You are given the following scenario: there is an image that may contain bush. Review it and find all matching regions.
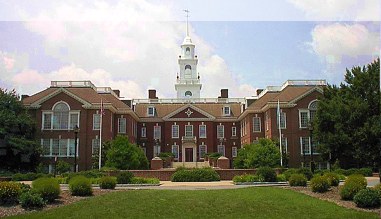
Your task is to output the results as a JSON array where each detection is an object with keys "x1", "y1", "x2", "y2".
[
  {"x1": 256, "y1": 167, "x2": 277, "y2": 182},
  {"x1": 297, "y1": 168, "x2": 313, "y2": 180},
  {"x1": 19, "y1": 183, "x2": 31, "y2": 194},
  {"x1": 171, "y1": 168, "x2": 220, "y2": 182},
  {"x1": 374, "y1": 183, "x2": 381, "y2": 193},
  {"x1": 0, "y1": 181, "x2": 21, "y2": 205},
  {"x1": 276, "y1": 174, "x2": 286, "y2": 182},
  {"x1": 32, "y1": 177, "x2": 60, "y2": 203},
  {"x1": 233, "y1": 174, "x2": 263, "y2": 183},
  {"x1": 55, "y1": 176, "x2": 68, "y2": 184},
  {"x1": 334, "y1": 168, "x2": 373, "y2": 177},
  {"x1": 69, "y1": 176, "x2": 93, "y2": 196},
  {"x1": 64, "y1": 170, "x2": 105, "y2": 181},
  {"x1": 56, "y1": 161, "x2": 72, "y2": 175},
  {"x1": 353, "y1": 188, "x2": 381, "y2": 208},
  {"x1": 117, "y1": 171, "x2": 134, "y2": 184},
  {"x1": 12, "y1": 173, "x2": 53, "y2": 181},
  {"x1": 19, "y1": 191, "x2": 46, "y2": 209},
  {"x1": 310, "y1": 176, "x2": 330, "y2": 193},
  {"x1": 339, "y1": 174, "x2": 367, "y2": 200},
  {"x1": 323, "y1": 172, "x2": 340, "y2": 187},
  {"x1": 234, "y1": 139, "x2": 280, "y2": 168},
  {"x1": 130, "y1": 177, "x2": 160, "y2": 184},
  {"x1": 283, "y1": 168, "x2": 298, "y2": 181},
  {"x1": 99, "y1": 176, "x2": 117, "y2": 189},
  {"x1": 288, "y1": 174, "x2": 307, "y2": 187},
  {"x1": 357, "y1": 168, "x2": 373, "y2": 177}
]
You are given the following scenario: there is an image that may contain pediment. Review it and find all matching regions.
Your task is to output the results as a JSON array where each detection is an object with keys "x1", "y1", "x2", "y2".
[
  {"x1": 30, "y1": 88, "x2": 91, "y2": 108},
  {"x1": 163, "y1": 104, "x2": 215, "y2": 121}
]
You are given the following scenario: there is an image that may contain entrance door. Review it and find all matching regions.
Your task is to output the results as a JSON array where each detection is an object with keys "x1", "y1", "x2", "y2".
[{"x1": 185, "y1": 148, "x2": 193, "y2": 162}]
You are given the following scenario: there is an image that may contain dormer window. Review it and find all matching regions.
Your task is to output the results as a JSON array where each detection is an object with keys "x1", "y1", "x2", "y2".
[
  {"x1": 223, "y1": 106, "x2": 231, "y2": 116},
  {"x1": 147, "y1": 106, "x2": 155, "y2": 117}
]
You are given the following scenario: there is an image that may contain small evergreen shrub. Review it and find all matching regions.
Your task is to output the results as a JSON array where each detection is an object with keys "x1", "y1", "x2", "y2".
[
  {"x1": 256, "y1": 167, "x2": 277, "y2": 182},
  {"x1": 283, "y1": 168, "x2": 298, "y2": 181},
  {"x1": 339, "y1": 174, "x2": 367, "y2": 200},
  {"x1": 297, "y1": 168, "x2": 313, "y2": 180},
  {"x1": 353, "y1": 188, "x2": 381, "y2": 208},
  {"x1": 117, "y1": 171, "x2": 134, "y2": 184},
  {"x1": 32, "y1": 177, "x2": 60, "y2": 203},
  {"x1": 131, "y1": 177, "x2": 160, "y2": 184},
  {"x1": 12, "y1": 173, "x2": 53, "y2": 181},
  {"x1": 69, "y1": 176, "x2": 93, "y2": 196},
  {"x1": 310, "y1": 176, "x2": 330, "y2": 193},
  {"x1": 19, "y1": 183, "x2": 31, "y2": 194},
  {"x1": 19, "y1": 191, "x2": 46, "y2": 209},
  {"x1": 288, "y1": 174, "x2": 307, "y2": 187},
  {"x1": 233, "y1": 174, "x2": 263, "y2": 183},
  {"x1": 276, "y1": 174, "x2": 286, "y2": 182},
  {"x1": 64, "y1": 170, "x2": 105, "y2": 181},
  {"x1": 99, "y1": 176, "x2": 117, "y2": 189},
  {"x1": 171, "y1": 168, "x2": 220, "y2": 182},
  {"x1": 357, "y1": 168, "x2": 373, "y2": 177},
  {"x1": 0, "y1": 181, "x2": 21, "y2": 205},
  {"x1": 374, "y1": 183, "x2": 381, "y2": 193},
  {"x1": 55, "y1": 176, "x2": 69, "y2": 184},
  {"x1": 323, "y1": 172, "x2": 340, "y2": 187}
]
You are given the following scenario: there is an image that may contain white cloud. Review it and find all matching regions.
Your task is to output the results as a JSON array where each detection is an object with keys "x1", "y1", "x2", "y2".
[
  {"x1": 309, "y1": 23, "x2": 380, "y2": 64},
  {"x1": 4, "y1": 0, "x2": 256, "y2": 98},
  {"x1": 288, "y1": 0, "x2": 380, "y2": 21}
]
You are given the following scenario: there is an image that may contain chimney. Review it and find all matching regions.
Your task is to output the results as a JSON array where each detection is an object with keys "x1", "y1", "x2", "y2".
[
  {"x1": 220, "y1": 89, "x2": 228, "y2": 98},
  {"x1": 256, "y1": 89, "x2": 264, "y2": 96},
  {"x1": 112, "y1": 90, "x2": 120, "y2": 97},
  {"x1": 148, "y1": 89, "x2": 158, "y2": 99}
]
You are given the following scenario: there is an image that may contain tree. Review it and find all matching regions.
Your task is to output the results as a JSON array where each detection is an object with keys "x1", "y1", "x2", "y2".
[
  {"x1": 0, "y1": 88, "x2": 38, "y2": 170},
  {"x1": 106, "y1": 135, "x2": 149, "y2": 170},
  {"x1": 315, "y1": 58, "x2": 380, "y2": 169},
  {"x1": 92, "y1": 140, "x2": 112, "y2": 169},
  {"x1": 233, "y1": 138, "x2": 281, "y2": 168}
]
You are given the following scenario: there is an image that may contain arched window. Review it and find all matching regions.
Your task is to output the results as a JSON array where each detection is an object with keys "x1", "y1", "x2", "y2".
[
  {"x1": 185, "y1": 91, "x2": 192, "y2": 97},
  {"x1": 186, "y1": 47, "x2": 190, "y2": 54},
  {"x1": 53, "y1": 102, "x2": 70, "y2": 129},
  {"x1": 185, "y1": 65, "x2": 191, "y2": 70},
  {"x1": 308, "y1": 100, "x2": 318, "y2": 122}
]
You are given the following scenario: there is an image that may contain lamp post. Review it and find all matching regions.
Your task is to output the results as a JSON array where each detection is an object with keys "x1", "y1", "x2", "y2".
[
  {"x1": 73, "y1": 125, "x2": 79, "y2": 173},
  {"x1": 308, "y1": 122, "x2": 315, "y2": 173}
]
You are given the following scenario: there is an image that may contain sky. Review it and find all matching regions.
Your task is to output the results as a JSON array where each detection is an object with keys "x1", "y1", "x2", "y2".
[{"x1": 0, "y1": 0, "x2": 380, "y2": 99}]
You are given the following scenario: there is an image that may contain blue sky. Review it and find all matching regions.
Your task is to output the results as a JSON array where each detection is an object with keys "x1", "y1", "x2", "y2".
[{"x1": 0, "y1": 0, "x2": 380, "y2": 98}]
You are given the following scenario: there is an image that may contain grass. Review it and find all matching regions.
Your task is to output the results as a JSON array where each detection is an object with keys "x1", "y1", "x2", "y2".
[{"x1": 9, "y1": 187, "x2": 379, "y2": 219}]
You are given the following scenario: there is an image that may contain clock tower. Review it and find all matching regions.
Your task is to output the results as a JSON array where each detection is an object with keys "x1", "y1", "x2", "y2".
[{"x1": 175, "y1": 10, "x2": 202, "y2": 98}]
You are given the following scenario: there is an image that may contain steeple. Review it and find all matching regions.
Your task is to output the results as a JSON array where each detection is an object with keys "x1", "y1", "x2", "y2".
[{"x1": 184, "y1": 9, "x2": 190, "y2": 37}]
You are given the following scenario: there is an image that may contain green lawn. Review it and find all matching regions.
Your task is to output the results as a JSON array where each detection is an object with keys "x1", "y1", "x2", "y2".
[{"x1": 9, "y1": 187, "x2": 379, "y2": 219}]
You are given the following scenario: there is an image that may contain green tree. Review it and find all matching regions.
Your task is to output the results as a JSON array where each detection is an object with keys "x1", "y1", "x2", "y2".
[
  {"x1": 233, "y1": 138, "x2": 281, "y2": 168},
  {"x1": 106, "y1": 136, "x2": 149, "y2": 170},
  {"x1": 0, "y1": 88, "x2": 38, "y2": 170},
  {"x1": 315, "y1": 58, "x2": 381, "y2": 169}
]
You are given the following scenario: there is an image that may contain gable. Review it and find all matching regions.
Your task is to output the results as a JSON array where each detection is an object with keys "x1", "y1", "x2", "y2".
[
  {"x1": 29, "y1": 88, "x2": 91, "y2": 108},
  {"x1": 163, "y1": 104, "x2": 215, "y2": 121}
]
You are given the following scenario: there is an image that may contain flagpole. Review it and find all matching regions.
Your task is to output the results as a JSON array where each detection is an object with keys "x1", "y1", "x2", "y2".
[
  {"x1": 99, "y1": 99, "x2": 103, "y2": 170},
  {"x1": 278, "y1": 99, "x2": 283, "y2": 167}
]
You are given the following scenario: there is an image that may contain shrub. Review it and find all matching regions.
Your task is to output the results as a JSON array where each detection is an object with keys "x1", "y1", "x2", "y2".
[
  {"x1": 288, "y1": 174, "x2": 307, "y2": 187},
  {"x1": 323, "y1": 172, "x2": 340, "y2": 187},
  {"x1": 310, "y1": 176, "x2": 330, "y2": 193},
  {"x1": 171, "y1": 168, "x2": 220, "y2": 182},
  {"x1": 283, "y1": 168, "x2": 298, "y2": 181},
  {"x1": 131, "y1": 177, "x2": 160, "y2": 184},
  {"x1": 117, "y1": 171, "x2": 134, "y2": 184},
  {"x1": 99, "y1": 176, "x2": 117, "y2": 189},
  {"x1": 357, "y1": 168, "x2": 373, "y2": 177},
  {"x1": 374, "y1": 183, "x2": 381, "y2": 193},
  {"x1": 233, "y1": 174, "x2": 263, "y2": 183},
  {"x1": 56, "y1": 160, "x2": 71, "y2": 175},
  {"x1": 55, "y1": 176, "x2": 68, "y2": 184},
  {"x1": 353, "y1": 188, "x2": 381, "y2": 208},
  {"x1": 256, "y1": 167, "x2": 277, "y2": 182},
  {"x1": 19, "y1": 183, "x2": 31, "y2": 194},
  {"x1": 12, "y1": 173, "x2": 53, "y2": 181},
  {"x1": 297, "y1": 168, "x2": 313, "y2": 180},
  {"x1": 64, "y1": 170, "x2": 105, "y2": 181},
  {"x1": 276, "y1": 174, "x2": 286, "y2": 182},
  {"x1": 69, "y1": 176, "x2": 93, "y2": 196},
  {"x1": 0, "y1": 181, "x2": 21, "y2": 205},
  {"x1": 339, "y1": 174, "x2": 367, "y2": 200},
  {"x1": 32, "y1": 177, "x2": 60, "y2": 203},
  {"x1": 19, "y1": 191, "x2": 46, "y2": 209}
]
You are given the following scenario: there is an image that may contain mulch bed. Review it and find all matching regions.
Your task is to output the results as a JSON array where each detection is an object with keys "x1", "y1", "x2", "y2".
[
  {"x1": 284, "y1": 186, "x2": 381, "y2": 215},
  {"x1": 0, "y1": 189, "x2": 116, "y2": 218}
]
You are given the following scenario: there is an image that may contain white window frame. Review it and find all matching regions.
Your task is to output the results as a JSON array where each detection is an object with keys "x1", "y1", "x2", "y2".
[
  {"x1": 199, "y1": 125, "x2": 206, "y2": 138},
  {"x1": 300, "y1": 137, "x2": 310, "y2": 154},
  {"x1": 172, "y1": 145, "x2": 179, "y2": 160},
  {"x1": 172, "y1": 125, "x2": 179, "y2": 138},
  {"x1": 217, "y1": 125, "x2": 224, "y2": 138},
  {"x1": 232, "y1": 147, "x2": 237, "y2": 157},
  {"x1": 42, "y1": 112, "x2": 53, "y2": 130},
  {"x1": 199, "y1": 145, "x2": 207, "y2": 158},
  {"x1": 277, "y1": 112, "x2": 286, "y2": 129},
  {"x1": 93, "y1": 114, "x2": 101, "y2": 130},
  {"x1": 118, "y1": 118, "x2": 127, "y2": 134},
  {"x1": 92, "y1": 138, "x2": 100, "y2": 156},
  {"x1": 265, "y1": 112, "x2": 269, "y2": 131},
  {"x1": 281, "y1": 137, "x2": 288, "y2": 154},
  {"x1": 42, "y1": 111, "x2": 79, "y2": 130},
  {"x1": 154, "y1": 125, "x2": 161, "y2": 140},
  {"x1": 223, "y1": 106, "x2": 231, "y2": 116},
  {"x1": 299, "y1": 110, "x2": 309, "y2": 128},
  {"x1": 147, "y1": 106, "x2": 155, "y2": 117},
  {"x1": 232, "y1": 127, "x2": 237, "y2": 137},
  {"x1": 218, "y1": 145, "x2": 225, "y2": 156},
  {"x1": 41, "y1": 138, "x2": 78, "y2": 158},
  {"x1": 141, "y1": 127, "x2": 146, "y2": 138},
  {"x1": 253, "y1": 117, "x2": 261, "y2": 132},
  {"x1": 185, "y1": 125, "x2": 193, "y2": 137}
]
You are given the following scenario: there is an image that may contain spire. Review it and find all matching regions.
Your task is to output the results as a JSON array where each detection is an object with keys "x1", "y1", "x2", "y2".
[{"x1": 184, "y1": 9, "x2": 190, "y2": 37}]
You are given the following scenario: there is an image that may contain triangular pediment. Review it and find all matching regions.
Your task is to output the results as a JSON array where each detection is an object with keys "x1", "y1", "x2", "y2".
[
  {"x1": 30, "y1": 88, "x2": 91, "y2": 108},
  {"x1": 163, "y1": 104, "x2": 215, "y2": 121}
]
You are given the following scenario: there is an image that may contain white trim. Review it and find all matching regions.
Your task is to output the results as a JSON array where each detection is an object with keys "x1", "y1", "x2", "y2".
[
  {"x1": 199, "y1": 145, "x2": 207, "y2": 158},
  {"x1": 141, "y1": 127, "x2": 146, "y2": 138},
  {"x1": 299, "y1": 110, "x2": 309, "y2": 128},
  {"x1": 185, "y1": 125, "x2": 193, "y2": 137},
  {"x1": 217, "y1": 125, "x2": 224, "y2": 138},
  {"x1": 253, "y1": 117, "x2": 261, "y2": 132},
  {"x1": 223, "y1": 106, "x2": 231, "y2": 116},
  {"x1": 172, "y1": 125, "x2": 179, "y2": 138},
  {"x1": 162, "y1": 104, "x2": 216, "y2": 120},
  {"x1": 118, "y1": 117, "x2": 127, "y2": 134},
  {"x1": 232, "y1": 127, "x2": 237, "y2": 137},
  {"x1": 199, "y1": 125, "x2": 206, "y2": 138},
  {"x1": 232, "y1": 147, "x2": 237, "y2": 157},
  {"x1": 172, "y1": 145, "x2": 179, "y2": 160},
  {"x1": 93, "y1": 114, "x2": 101, "y2": 130}
]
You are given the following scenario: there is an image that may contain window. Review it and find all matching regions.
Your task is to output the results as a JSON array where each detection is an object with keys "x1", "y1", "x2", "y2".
[
  {"x1": 185, "y1": 65, "x2": 191, "y2": 70},
  {"x1": 277, "y1": 112, "x2": 286, "y2": 129},
  {"x1": 141, "y1": 127, "x2": 146, "y2": 138},
  {"x1": 172, "y1": 125, "x2": 179, "y2": 138},
  {"x1": 199, "y1": 125, "x2": 206, "y2": 138},
  {"x1": 232, "y1": 127, "x2": 237, "y2": 137},
  {"x1": 281, "y1": 137, "x2": 288, "y2": 154},
  {"x1": 223, "y1": 106, "x2": 230, "y2": 116},
  {"x1": 118, "y1": 118, "x2": 126, "y2": 134},
  {"x1": 147, "y1": 106, "x2": 155, "y2": 117},
  {"x1": 199, "y1": 145, "x2": 207, "y2": 158},
  {"x1": 154, "y1": 125, "x2": 161, "y2": 140},
  {"x1": 43, "y1": 113, "x2": 52, "y2": 129},
  {"x1": 232, "y1": 147, "x2": 237, "y2": 157},
  {"x1": 41, "y1": 139, "x2": 51, "y2": 156},
  {"x1": 218, "y1": 145, "x2": 225, "y2": 156},
  {"x1": 52, "y1": 102, "x2": 69, "y2": 129},
  {"x1": 300, "y1": 137, "x2": 310, "y2": 154},
  {"x1": 92, "y1": 139, "x2": 100, "y2": 156},
  {"x1": 217, "y1": 125, "x2": 224, "y2": 138},
  {"x1": 52, "y1": 139, "x2": 59, "y2": 156},
  {"x1": 93, "y1": 114, "x2": 101, "y2": 130},
  {"x1": 69, "y1": 113, "x2": 79, "y2": 130},
  {"x1": 68, "y1": 139, "x2": 76, "y2": 157},
  {"x1": 59, "y1": 139, "x2": 67, "y2": 156},
  {"x1": 265, "y1": 112, "x2": 269, "y2": 131},
  {"x1": 172, "y1": 145, "x2": 179, "y2": 159},
  {"x1": 185, "y1": 125, "x2": 193, "y2": 137},
  {"x1": 43, "y1": 139, "x2": 76, "y2": 157},
  {"x1": 253, "y1": 117, "x2": 261, "y2": 132},
  {"x1": 154, "y1": 144, "x2": 161, "y2": 157},
  {"x1": 309, "y1": 100, "x2": 318, "y2": 122},
  {"x1": 299, "y1": 111, "x2": 309, "y2": 128},
  {"x1": 185, "y1": 91, "x2": 192, "y2": 97}
]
